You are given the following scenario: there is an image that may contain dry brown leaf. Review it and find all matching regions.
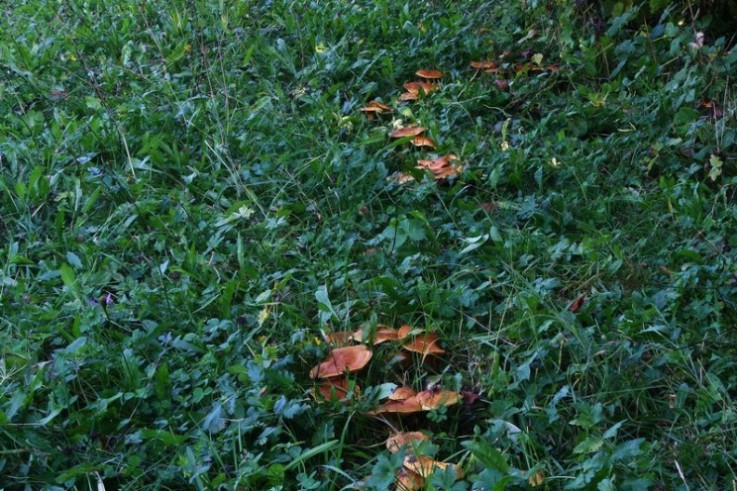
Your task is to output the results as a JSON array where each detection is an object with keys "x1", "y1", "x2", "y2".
[
  {"x1": 387, "y1": 172, "x2": 416, "y2": 184},
  {"x1": 309, "y1": 345, "x2": 373, "y2": 379},
  {"x1": 494, "y1": 79, "x2": 510, "y2": 91},
  {"x1": 390, "y1": 126, "x2": 426, "y2": 138},
  {"x1": 568, "y1": 294, "x2": 586, "y2": 313},
  {"x1": 415, "y1": 69, "x2": 443, "y2": 79},
  {"x1": 386, "y1": 431, "x2": 430, "y2": 453}
]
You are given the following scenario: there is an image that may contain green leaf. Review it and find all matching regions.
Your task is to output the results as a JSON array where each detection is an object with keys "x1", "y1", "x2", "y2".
[
  {"x1": 66, "y1": 251, "x2": 83, "y2": 269},
  {"x1": 59, "y1": 263, "x2": 76, "y2": 289},
  {"x1": 462, "y1": 440, "x2": 509, "y2": 473}
]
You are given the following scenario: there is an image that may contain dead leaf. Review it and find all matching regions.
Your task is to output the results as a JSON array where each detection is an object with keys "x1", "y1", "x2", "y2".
[
  {"x1": 568, "y1": 294, "x2": 585, "y2": 313},
  {"x1": 493, "y1": 79, "x2": 510, "y2": 91}
]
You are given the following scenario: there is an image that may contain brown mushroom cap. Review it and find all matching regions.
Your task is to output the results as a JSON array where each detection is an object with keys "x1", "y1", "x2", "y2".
[
  {"x1": 390, "y1": 126, "x2": 426, "y2": 138},
  {"x1": 311, "y1": 377, "x2": 361, "y2": 401},
  {"x1": 369, "y1": 396, "x2": 423, "y2": 415},
  {"x1": 402, "y1": 333, "x2": 445, "y2": 356},
  {"x1": 403, "y1": 455, "x2": 463, "y2": 479},
  {"x1": 396, "y1": 468, "x2": 424, "y2": 491},
  {"x1": 325, "y1": 331, "x2": 353, "y2": 346},
  {"x1": 416, "y1": 154, "x2": 461, "y2": 179},
  {"x1": 470, "y1": 60, "x2": 497, "y2": 69},
  {"x1": 388, "y1": 386, "x2": 418, "y2": 401},
  {"x1": 415, "y1": 69, "x2": 444, "y2": 79},
  {"x1": 387, "y1": 431, "x2": 430, "y2": 453},
  {"x1": 399, "y1": 92, "x2": 420, "y2": 102},
  {"x1": 397, "y1": 325, "x2": 413, "y2": 339},
  {"x1": 416, "y1": 390, "x2": 460, "y2": 410},
  {"x1": 403, "y1": 81, "x2": 438, "y2": 94},
  {"x1": 360, "y1": 100, "x2": 392, "y2": 112},
  {"x1": 352, "y1": 326, "x2": 401, "y2": 345},
  {"x1": 309, "y1": 345, "x2": 373, "y2": 379},
  {"x1": 411, "y1": 136, "x2": 437, "y2": 149}
]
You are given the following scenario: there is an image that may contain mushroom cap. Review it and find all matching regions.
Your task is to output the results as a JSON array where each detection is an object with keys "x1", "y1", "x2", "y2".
[
  {"x1": 411, "y1": 136, "x2": 437, "y2": 149},
  {"x1": 309, "y1": 345, "x2": 373, "y2": 379},
  {"x1": 352, "y1": 326, "x2": 401, "y2": 345},
  {"x1": 397, "y1": 325, "x2": 413, "y2": 339},
  {"x1": 470, "y1": 60, "x2": 497, "y2": 69},
  {"x1": 387, "y1": 431, "x2": 430, "y2": 453},
  {"x1": 416, "y1": 390, "x2": 460, "y2": 410},
  {"x1": 388, "y1": 386, "x2": 418, "y2": 401},
  {"x1": 399, "y1": 92, "x2": 420, "y2": 102},
  {"x1": 403, "y1": 81, "x2": 438, "y2": 94},
  {"x1": 361, "y1": 100, "x2": 392, "y2": 112},
  {"x1": 416, "y1": 154, "x2": 461, "y2": 179},
  {"x1": 325, "y1": 330, "x2": 353, "y2": 346},
  {"x1": 311, "y1": 377, "x2": 360, "y2": 401},
  {"x1": 396, "y1": 468, "x2": 424, "y2": 491},
  {"x1": 402, "y1": 333, "x2": 445, "y2": 356},
  {"x1": 403, "y1": 455, "x2": 463, "y2": 479},
  {"x1": 390, "y1": 126, "x2": 425, "y2": 138},
  {"x1": 415, "y1": 69, "x2": 444, "y2": 79},
  {"x1": 369, "y1": 396, "x2": 423, "y2": 415}
]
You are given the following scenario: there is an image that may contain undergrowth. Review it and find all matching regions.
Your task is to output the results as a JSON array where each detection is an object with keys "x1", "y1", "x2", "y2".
[{"x1": 1, "y1": 0, "x2": 736, "y2": 489}]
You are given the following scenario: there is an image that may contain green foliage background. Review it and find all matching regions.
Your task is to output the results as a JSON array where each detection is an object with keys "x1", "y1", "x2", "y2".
[{"x1": 1, "y1": 0, "x2": 735, "y2": 489}]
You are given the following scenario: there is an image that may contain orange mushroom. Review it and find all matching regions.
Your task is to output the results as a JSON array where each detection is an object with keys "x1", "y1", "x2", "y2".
[
  {"x1": 399, "y1": 92, "x2": 420, "y2": 102},
  {"x1": 325, "y1": 330, "x2": 353, "y2": 347},
  {"x1": 396, "y1": 468, "x2": 424, "y2": 491},
  {"x1": 415, "y1": 69, "x2": 443, "y2": 79},
  {"x1": 369, "y1": 396, "x2": 423, "y2": 415},
  {"x1": 403, "y1": 81, "x2": 438, "y2": 94},
  {"x1": 397, "y1": 325, "x2": 413, "y2": 339},
  {"x1": 470, "y1": 60, "x2": 497, "y2": 70},
  {"x1": 390, "y1": 126, "x2": 425, "y2": 138},
  {"x1": 388, "y1": 386, "x2": 417, "y2": 401},
  {"x1": 360, "y1": 100, "x2": 392, "y2": 113},
  {"x1": 310, "y1": 377, "x2": 361, "y2": 402},
  {"x1": 403, "y1": 455, "x2": 463, "y2": 479},
  {"x1": 415, "y1": 389, "x2": 460, "y2": 410},
  {"x1": 352, "y1": 325, "x2": 400, "y2": 345},
  {"x1": 416, "y1": 154, "x2": 461, "y2": 180},
  {"x1": 411, "y1": 136, "x2": 437, "y2": 149},
  {"x1": 386, "y1": 431, "x2": 430, "y2": 453},
  {"x1": 402, "y1": 333, "x2": 445, "y2": 356},
  {"x1": 309, "y1": 345, "x2": 373, "y2": 379}
]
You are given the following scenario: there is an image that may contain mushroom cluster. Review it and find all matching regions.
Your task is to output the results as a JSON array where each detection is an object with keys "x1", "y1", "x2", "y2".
[{"x1": 360, "y1": 68, "x2": 463, "y2": 182}]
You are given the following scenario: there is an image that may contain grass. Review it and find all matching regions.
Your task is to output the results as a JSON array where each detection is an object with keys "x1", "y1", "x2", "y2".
[{"x1": 1, "y1": 0, "x2": 736, "y2": 489}]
